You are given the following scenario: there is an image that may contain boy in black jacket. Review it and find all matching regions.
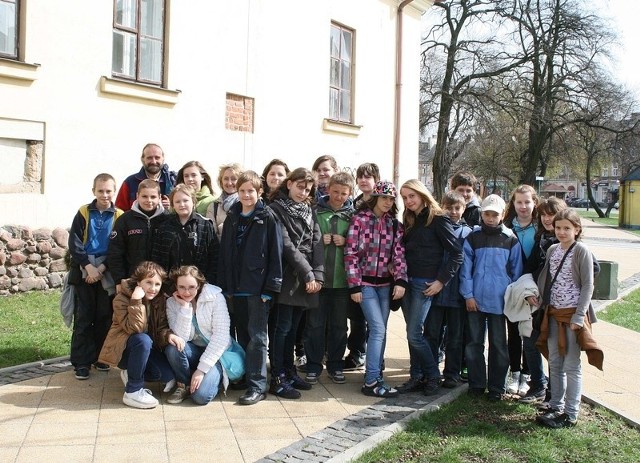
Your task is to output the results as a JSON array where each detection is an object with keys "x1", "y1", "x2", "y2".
[
  {"x1": 218, "y1": 171, "x2": 283, "y2": 405},
  {"x1": 108, "y1": 179, "x2": 168, "y2": 293}
]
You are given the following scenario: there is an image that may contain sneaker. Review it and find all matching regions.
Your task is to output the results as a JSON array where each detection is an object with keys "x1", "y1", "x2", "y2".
[
  {"x1": 361, "y1": 380, "x2": 399, "y2": 398},
  {"x1": 460, "y1": 368, "x2": 468, "y2": 381},
  {"x1": 423, "y1": 377, "x2": 440, "y2": 396},
  {"x1": 294, "y1": 355, "x2": 307, "y2": 368},
  {"x1": 343, "y1": 355, "x2": 365, "y2": 371},
  {"x1": 536, "y1": 409, "x2": 561, "y2": 423},
  {"x1": 468, "y1": 387, "x2": 485, "y2": 398},
  {"x1": 163, "y1": 378, "x2": 176, "y2": 393},
  {"x1": 93, "y1": 362, "x2": 111, "y2": 372},
  {"x1": 328, "y1": 371, "x2": 346, "y2": 384},
  {"x1": 396, "y1": 377, "x2": 424, "y2": 394},
  {"x1": 75, "y1": 367, "x2": 90, "y2": 380},
  {"x1": 239, "y1": 389, "x2": 266, "y2": 405},
  {"x1": 519, "y1": 387, "x2": 546, "y2": 404},
  {"x1": 120, "y1": 369, "x2": 128, "y2": 387},
  {"x1": 122, "y1": 388, "x2": 159, "y2": 409},
  {"x1": 538, "y1": 412, "x2": 576, "y2": 429},
  {"x1": 270, "y1": 374, "x2": 301, "y2": 399},
  {"x1": 518, "y1": 373, "x2": 531, "y2": 396},
  {"x1": 167, "y1": 386, "x2": 189, "y2": 404},
  {"x1": 305, "y1": 372, "x2": 319, "y2": 385},
  {"x1": 487, "y1": 391, "x2": 503, "y2": 402},
  {"x1": 288, "y1": 371, "x2": 313, "y2": 390},
  {"x1": 442, "y1": 377, "x2": 463, "y2": 389},
  {"x1": 506, "y1": 371, "x2": 520, "y2": 395}
]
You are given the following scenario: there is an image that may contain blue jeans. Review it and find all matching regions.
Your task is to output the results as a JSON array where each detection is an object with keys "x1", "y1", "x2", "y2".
[
  {"x1": 117, "y1": 333, "x2": 175, "y2": 393},
  {"x1": 359, "y1": 285, "x2": 390, "y2": 384},
  {"x1": 347, "y1": 299, "x2": 367, "y2": 360},
  {"x1": 165, "y1": 343, "x2": 222, "y2": 405},
  {"x1": 425, "y1": 304, "x2": 465, "y2": 380},
  {"x1": 465, "y1": 311, "x2": 509, "y2": 394},
  {"x1": 305, "y1": 288, "x2": 349, "y2": 374},
  {"x1": 271, "y1": 304, "x2": 304, "y2": 375},
  {"x1": 401, "y1": 278, "x2": 440, "y2": 380},
  {"x1": 523, "y1": 330, "x2": 547, "y2": 390},
  {"x1": 233, "y1": 295, "x2": 269, "y2": 393}
]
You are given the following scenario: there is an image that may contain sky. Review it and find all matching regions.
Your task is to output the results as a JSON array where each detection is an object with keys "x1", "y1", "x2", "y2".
[{"x1": 601, "y1": 0, "x2": 640, "y2": 100}]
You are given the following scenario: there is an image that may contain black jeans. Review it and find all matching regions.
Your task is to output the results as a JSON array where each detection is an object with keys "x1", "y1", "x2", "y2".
[
  {"x1": 233, "y1": 295, "x2": 270, "y2": 393},
  {"x1": 70, "y1": 281, "x2": 112, "y2": 368}
]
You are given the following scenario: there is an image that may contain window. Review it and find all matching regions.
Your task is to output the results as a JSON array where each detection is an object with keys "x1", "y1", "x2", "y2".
[
  {"x1": 612, "y1": 165, "x2": 619, "y2": 177},
  {"x1": 112, "y1": 0, "x2": 165, "y2": 85},
  {"x1": 601, "y1": 167, "x2": 609, "y2": 177},
  {"x1": 329, "y1": 23, "x2": 354, "y2": 123},
  {"x1": 0, "y1": 0, "x2": 18, "y2": 59}
]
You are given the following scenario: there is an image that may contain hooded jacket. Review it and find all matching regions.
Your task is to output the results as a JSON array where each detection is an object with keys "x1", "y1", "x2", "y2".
[
  {"x1": 107, "y1": 201, "x2": 168, "y2": 284},
  {"x1": 115, "y1": 165, "x2": 176, "y2": 211},
  {"x1": 460, "y1": 223, "x2": 523, "y2": 314},
  {"x1": 218, "y1": 199, "x2": 283, "y2": 296}
]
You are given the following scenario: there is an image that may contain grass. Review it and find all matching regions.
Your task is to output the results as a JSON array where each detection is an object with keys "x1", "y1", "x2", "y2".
[
  {"x1": 356, "y1": 394, "x2": 640, "y2": 463},
  {"x1": 597, "y1": 287, "x2": 640, "y2": 333},
  {"x1": 0, "y1": 290, "x2": 70, "y2": 369},
  {"x1": 576, "y1": 210, "x2": 640, "y2": 237}
]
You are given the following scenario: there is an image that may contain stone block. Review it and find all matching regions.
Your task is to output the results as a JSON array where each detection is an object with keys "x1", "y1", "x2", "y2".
[
  {"x1": 52, "y1": 228, "x2": 69, "y2": 248},
  {"x1": 18, "y1": 277, "x2": 48, "y2": 292},
  {"x1": 27, "y1": 253, "x2": 42, "y2": 264},
  {"x1": 35, "y1": 267, "x2": 48, "y2": 276},
  {"x1": 0, "y1": 275, "x2": 10, "y2": 290},
  {"x1": 10, "y1": 252, "x2": 27, "y2": 265},
  {"x1": 49, "y1": 247, "x2": 67, "y2": 259},
  {"x1": 0, "y1": 252, "x2": 5, "y2": 266},
  {"x1": 49, "y1": 259, "x2": 67, "y2": 273},
  {"x1": 6, "y1": 239, "x2": 25, "y2": 251},
  {"x1": 36, "y1": 241, "x2": 52, "y2": 254},
  {"x1": 33, "y1": 228, "x2": 52, "y2": 241},
  {"x1": 48, "y1": 273, "x2": 63, "y2": 288}
]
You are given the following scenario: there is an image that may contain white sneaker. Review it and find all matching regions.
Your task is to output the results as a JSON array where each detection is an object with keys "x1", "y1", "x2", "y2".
[
  {"x1": 294, "y1": 355, "x2": 307, "y2": 368},
  {"x1": 123, "y1": 388, "x2": 159, "y2": 409},
  {"x1": 120, "y1": 369, "x2": 128, "y2": 387},
  {"x1": 507, "y1": 371, "x2": 520, "y2": 395},
  {"x1": 167, "y1": 386, "x2": 189, "y2": 404},
  {"x1": 518, "y1": 373, "x2": 531, "y2": 396}
]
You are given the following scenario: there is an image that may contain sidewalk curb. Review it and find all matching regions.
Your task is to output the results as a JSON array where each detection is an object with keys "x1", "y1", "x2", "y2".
[
  {"x1": 325, "y1": 386, "x2": 467, "y2": 463},
  {"x1": 0, "y1": 355, "x2": 70, "y2": 376},
  {"x1": 582, "y1": 394, "x2": 640, "y2": 431}
]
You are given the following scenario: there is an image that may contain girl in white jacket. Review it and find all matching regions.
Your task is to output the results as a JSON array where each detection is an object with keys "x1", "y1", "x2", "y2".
[{"x1": 165, "y1": 265, "x2": 231, "y2": 405}]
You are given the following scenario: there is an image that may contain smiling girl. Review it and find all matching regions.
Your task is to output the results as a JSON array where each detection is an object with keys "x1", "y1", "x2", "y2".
[
  {"x1": 261, "y1": 159, "x2": 290, "y2": 203},
  {"x1": 176, "y1": 161, "x2": 215, "y2": 215},
  {"x1": 98, "y1": 261, "x2": 179, "y2": 409},
  {"x1": 152, "y1": 184, "x2": 219, "y2": 283},
  {"x1": 164, "y1": 266, "x2": 231, "y2": 405}
]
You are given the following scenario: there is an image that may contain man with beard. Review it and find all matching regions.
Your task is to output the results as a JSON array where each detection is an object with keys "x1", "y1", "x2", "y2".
[{"x1": 115, "y1": 143, "x2": 177, "y2": 211}]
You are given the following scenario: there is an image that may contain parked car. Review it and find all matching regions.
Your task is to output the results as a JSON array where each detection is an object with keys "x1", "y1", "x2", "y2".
[{"x1": 572, "y1": 199, "x2": 590, "y2": 208}]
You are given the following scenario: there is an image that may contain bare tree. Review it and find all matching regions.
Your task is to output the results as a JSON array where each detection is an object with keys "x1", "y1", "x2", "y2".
[{"x1": 421, "y1": 0, "x2": 528, "y2": 199}]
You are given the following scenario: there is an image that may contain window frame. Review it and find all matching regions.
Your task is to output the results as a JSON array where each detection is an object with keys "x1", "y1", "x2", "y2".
[
  {"x1": 0, "y1": 0, "x2": 19, "y2": 60},
  {"x1": 111, "y1": 0, "x2": 166, "y2": 87},
  {"x1": 329, "y1": 22, "x2": 355, "y2": 124}
]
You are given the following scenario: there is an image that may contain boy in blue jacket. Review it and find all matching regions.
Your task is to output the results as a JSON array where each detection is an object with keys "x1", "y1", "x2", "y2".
[
  {"x1": 218, "y1": 171, "x2": 283, "y2": 405},
  {"x1": 460, "y1": 194, "x2": 523, "y2": 401}
]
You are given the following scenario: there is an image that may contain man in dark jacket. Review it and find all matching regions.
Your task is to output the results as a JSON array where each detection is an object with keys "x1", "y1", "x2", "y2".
[{"x1": 115, "y1": 143, "x2": 176, "y2": 211}]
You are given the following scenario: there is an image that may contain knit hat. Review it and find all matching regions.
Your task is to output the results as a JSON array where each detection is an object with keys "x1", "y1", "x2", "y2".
[
  {"x1": 480, "y1": 194, "x2": 506, "y2": 214},
  {"x1": 370, "y1": 180, "x2": 398, "y2": 198}
]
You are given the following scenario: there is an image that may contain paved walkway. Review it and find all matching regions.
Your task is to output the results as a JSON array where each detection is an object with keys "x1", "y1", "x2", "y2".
[{"x1": 1, "y1": 219, "x2": 639, "y2": 462}]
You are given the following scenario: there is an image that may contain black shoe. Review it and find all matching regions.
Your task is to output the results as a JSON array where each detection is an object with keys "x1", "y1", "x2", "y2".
[
  {"x1": 487, "y1": 391, "x2": 503, "y2": 402},
  {"x1": 93, "y1": 362, "x2": 110, "y2": 372},
  {"x1": 75, "y1": 367, "x2": 90, "y2": 380},
  {"x1": 343, "y1": 356, "x2": 365, "y2": 371},
  {"x1": 423, "y1": 377, "x2": 441, "y2": 396},
  {"x1": 270, "y1": 374, "x2": 301, "y2": 399},
  {"x1": 519, "y1": 387, "x2": 546, "y2": 404},
  {"x1": 288, "y1": 371, "x2": 313, "y2": 390},
  {"x1": 396, "y1": 377, "x2": 424, "y2": 394},
  {"x1": 468, "y1": 387, "x2": 485, "y2": 398},
  {"x1": 239, "y1": 389, "x2": 266, "y2": 405},
  {"x1": 229, "y1": 379, "x2": 248, "y2": 391},
  {"x1": 442, "y1": 377, "x2": 463, "y2": 389},
  {"x1": 539, "y1": 412, "x2": 577, "y2": 429}
]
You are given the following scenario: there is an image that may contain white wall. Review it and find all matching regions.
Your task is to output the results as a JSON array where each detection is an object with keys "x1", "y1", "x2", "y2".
[{"x1": 0, "y1": 0, "x2": 427, "y2": 227}]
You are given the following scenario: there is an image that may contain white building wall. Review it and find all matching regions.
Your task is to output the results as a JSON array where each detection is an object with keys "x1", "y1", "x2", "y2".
[{"x1": 0, "y1": 0, "x2": 429, "y2": 228}]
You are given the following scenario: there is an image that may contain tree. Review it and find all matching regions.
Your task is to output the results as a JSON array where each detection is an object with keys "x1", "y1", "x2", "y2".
[{"x1": 421, "y1": 0, "x2": 528, "y2": 199}]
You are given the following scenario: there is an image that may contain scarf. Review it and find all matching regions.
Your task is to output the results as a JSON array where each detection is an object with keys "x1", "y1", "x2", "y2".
[
  {"x1": 220, "y1": 191, "x2": 239, "y2": 213},
  {"x1": 274, "y1": 196, "x2": 312, "y2": 224}
]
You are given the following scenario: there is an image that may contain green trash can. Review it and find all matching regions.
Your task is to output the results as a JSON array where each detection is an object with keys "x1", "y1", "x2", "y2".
[{"x1": 593, "y1": 260, "x2": 618, "y2": 300}]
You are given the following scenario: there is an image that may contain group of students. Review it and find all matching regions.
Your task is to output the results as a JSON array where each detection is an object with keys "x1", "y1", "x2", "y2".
[{"x1": 66, "y1": 151, "x2": 601, "y2": 429}]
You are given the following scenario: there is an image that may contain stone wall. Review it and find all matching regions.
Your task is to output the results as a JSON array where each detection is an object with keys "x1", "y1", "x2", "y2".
[{"x1": 0, "y1": 225, "x2": 69, "y2": 295}]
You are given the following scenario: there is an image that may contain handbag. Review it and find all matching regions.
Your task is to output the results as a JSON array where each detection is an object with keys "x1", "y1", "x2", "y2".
[
  {"x1": 532, "y1": 242, "x2": 577, "y2": 331},
  {"x1": 192, "y1": 315, "x2": 246, "y2": 381},
  {"x1": 219, "y1": 338, "x2": 246, "y2": 382}
]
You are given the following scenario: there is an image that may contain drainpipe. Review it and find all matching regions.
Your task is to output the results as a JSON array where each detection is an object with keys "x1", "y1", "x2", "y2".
[{"x1": 393, "y1": 0, "x2": 416, "y2": 188}]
